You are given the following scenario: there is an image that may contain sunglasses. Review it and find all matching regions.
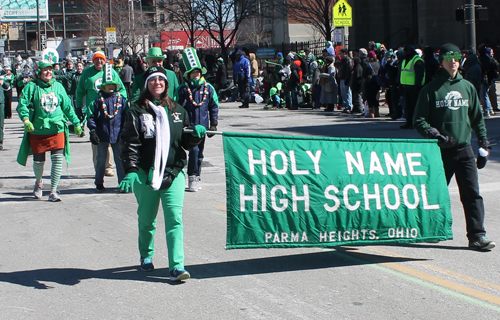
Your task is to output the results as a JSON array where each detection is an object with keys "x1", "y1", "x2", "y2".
[{"x1": 442, "y1": 51, "x2": 461, "y2": 61}]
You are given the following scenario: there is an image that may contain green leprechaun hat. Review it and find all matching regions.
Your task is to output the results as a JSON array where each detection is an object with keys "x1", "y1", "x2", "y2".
[
  {"x1": 182, "y1": 47, "x2": 207, "y2": 77},
  {"x1": 146, "y1": 47, "x2": 164, "y2": 62},
  {"x1": 100, "y1": 63, "x2": 121, "y2": 90}
]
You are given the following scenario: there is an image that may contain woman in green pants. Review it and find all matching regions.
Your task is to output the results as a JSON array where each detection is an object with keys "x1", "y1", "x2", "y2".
[{"x1": 119, "y1": 67, "x2": 206, "y2": 281}]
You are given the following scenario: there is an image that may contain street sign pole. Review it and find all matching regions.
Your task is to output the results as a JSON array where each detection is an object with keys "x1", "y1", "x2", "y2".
[{"x1": 344, "y1": 26, "x2": 349, "y2": 50}]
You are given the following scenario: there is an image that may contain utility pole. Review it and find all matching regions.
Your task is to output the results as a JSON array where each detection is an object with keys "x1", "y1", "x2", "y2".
[
  {"x1": 464, "y1": 0, "x2": 476, "y2": 52},
  {"x1": 62, "y1": 0, "x2": 67, "y2": 39},
  {"x1": 36, "y1": 0, "x2": 41, "y2": 51},
  {"x1": 108, "y1": 0, "x2": 112, "y2": 28}
]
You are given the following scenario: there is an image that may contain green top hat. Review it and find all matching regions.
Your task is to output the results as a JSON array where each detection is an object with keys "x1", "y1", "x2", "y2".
[
  {"x1": 146, "y1": 47, "x2": 164, "y2": 62},
  {"x1": 182, "y1": 47, "x2": 207, "y2": 77},
  {"x1": 100, "y1": 63, "x2": 121, "y2": 90}
]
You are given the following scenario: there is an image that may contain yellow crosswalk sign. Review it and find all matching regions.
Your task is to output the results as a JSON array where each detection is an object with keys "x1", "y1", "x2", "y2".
[{"x1": 333, "y1": 0, "x2": 352, "y2": 27}]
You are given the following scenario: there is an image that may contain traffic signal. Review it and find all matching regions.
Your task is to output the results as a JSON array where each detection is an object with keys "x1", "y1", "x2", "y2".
[
  {"x1": 0, "y1": 23, "x2": 8, "y2": 41},
  {"x1": 455, "y1": 6, "x2": 488, "y2": 22}
]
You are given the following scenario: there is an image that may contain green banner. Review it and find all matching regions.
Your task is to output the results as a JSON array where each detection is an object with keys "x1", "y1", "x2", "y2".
[{"x1": 223, "y1": 132, "x2": 453, "y2": 249}]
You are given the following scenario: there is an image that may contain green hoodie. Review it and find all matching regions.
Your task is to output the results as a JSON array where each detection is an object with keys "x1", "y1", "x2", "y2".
[
  {"x1": 16, "y1": 78, "x2": 81, "y2": 166},
  {"x1": 74, "y1": 64, "x2": 127, "y2": 112},
  {"x1": 413, "y1": 68, "x2": 487, "y2": 147}
]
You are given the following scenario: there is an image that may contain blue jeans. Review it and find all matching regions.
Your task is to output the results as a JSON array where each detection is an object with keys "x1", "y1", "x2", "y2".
[
  {"x1": 95, "y1": 141, "x2": 125, "y2": 185},
  {"x1": 480, "y1": 83, "x2": 492, "y2": 113},
  {"x1": 340, "y1": 79, "x2": 352, "y2": 110},
  {"x1": 187, "y1": 137, "x2": 205, "y2": 176}
]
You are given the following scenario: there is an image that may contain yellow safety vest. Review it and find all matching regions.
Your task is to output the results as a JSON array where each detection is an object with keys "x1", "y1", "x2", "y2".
[{"x1": 400, "y1": 55, "x2": 425, "y2": 85}]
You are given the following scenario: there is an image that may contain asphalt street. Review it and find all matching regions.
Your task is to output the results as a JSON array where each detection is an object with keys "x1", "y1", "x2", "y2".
[{"x1": 1, "y1": 97, "x2": 500, "y2": 319}]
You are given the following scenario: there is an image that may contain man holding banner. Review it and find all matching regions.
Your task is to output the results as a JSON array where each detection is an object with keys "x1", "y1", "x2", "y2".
[{"x1": 413, "y1": 43, "x2": 495, "y2": 251}]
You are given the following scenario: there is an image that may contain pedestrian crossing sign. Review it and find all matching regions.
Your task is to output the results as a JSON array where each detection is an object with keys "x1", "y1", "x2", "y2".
[{"x1": 333, "y1": 0, "x2": 352, "y2": 27}]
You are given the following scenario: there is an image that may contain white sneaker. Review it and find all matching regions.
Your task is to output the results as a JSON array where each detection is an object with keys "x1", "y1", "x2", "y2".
[
  {"x1": 48, "y1": 191, "x2": 62, "y2": 202},
  {"x1": 188, "y1": 175, "x2": 199, "y2": 192},
  {"x1": 196, "y1": 176, "x2": 202, "y2": 190},
  {"x1": 396, "y1": 117, "x2": 406, "y2": 121},
  {"x1": 33, "y1": 181, "x2": 43, "y2": 199}
]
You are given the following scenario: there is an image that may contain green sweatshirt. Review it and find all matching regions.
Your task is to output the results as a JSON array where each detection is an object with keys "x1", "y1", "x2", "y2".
[
  {"x1": 75, "y1": 65, "x2": 127, "y2": 112},
  {"x1": 413, "y1": 68, "x2": 487, "y2": 147},
  {"x1": 16, "y1": 78, "x2": 81, "y2": 165},
  {"x1": 130, "y1": 69, "x2": 179, "y2": 104}
]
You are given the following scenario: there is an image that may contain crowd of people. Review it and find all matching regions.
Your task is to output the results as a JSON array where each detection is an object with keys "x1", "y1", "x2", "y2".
[
  {"x1": 0, "y1": 39, "x2": 496, "y2": 278},
  {"x1": 0, "y1": 47, "x2": 222, "y2": 281},
  {"x1": 229, "y1": 41, "x2": 499, "y2": 127}
]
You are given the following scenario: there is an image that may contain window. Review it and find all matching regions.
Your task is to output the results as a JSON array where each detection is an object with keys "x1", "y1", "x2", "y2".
[
  {"x1": 168, "y1": 13, "x2": 173, "y2": 21},
  {"x1": 160, "y1": 13, "x2": 165, "y2": 23}
]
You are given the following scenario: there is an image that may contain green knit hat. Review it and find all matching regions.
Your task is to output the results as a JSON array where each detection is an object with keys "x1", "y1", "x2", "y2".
[
  {"x1": 146, "y1": 47, "x2": 164, "y2": 62},
  {"x1": 100, "y1": 63, "x2": 121, "y2": 90},
  {"x1": 182, "y1": 47, "x2": 207, "y2": 77}
]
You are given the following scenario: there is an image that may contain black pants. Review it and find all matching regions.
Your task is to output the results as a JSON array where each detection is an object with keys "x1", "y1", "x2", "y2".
[
  {"x1": 237, "y1": 79, "x2": 249, "y2": 107},
  {"x1": 404, "y1": 85, "x2": 421, "y2": 127},
  {"x1": 351, "y1": 87, "x2": 363, "y2": 113},
  {"x1": 441, "y1": 145, "x2": 486, "y2": 241},
  {"x1": 123, "y1": 82, "x2": 131, "y2": 103},
  {"x1": 4, "y1": 89, "x2": 12, "y2": 119}
]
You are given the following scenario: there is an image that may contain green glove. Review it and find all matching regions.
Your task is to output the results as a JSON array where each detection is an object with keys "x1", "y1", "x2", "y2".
[
  {"x1": 24, "y1": 120, "x2": 34, "y2": 132},
  {"x1": 192, "y1": 125, "x2": 207, "y2": 138},
  {"x1": 118, "y1": 172, "x2": 141, "y2": 193},
  {"x1": 75, "y1": 126, "x2": 83, "y2": 136}
]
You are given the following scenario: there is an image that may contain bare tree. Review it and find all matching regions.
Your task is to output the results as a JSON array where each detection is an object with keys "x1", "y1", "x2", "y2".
[
  {"x1": 85, "y1": 0, "x2": 107, "y2": 41},
  {"x1": 237, "y1": 15, "x2": 272, "y2": 46},
  {"x1": 197, "y1": 0, "x2": 259, "y2": 62},
  {"x1": 287, "y1": 0, "x2": 335, "y2": 41},
  {"x1": 84, "y1": 0, "x2": 155, "y2": 56},
  {"x1": 161, "y1": 0, "x2": 202, "y2": 48}
]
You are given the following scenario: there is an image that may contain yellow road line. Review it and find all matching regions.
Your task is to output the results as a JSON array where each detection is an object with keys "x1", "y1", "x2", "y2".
[
  {"x1": 364, "y1": 247, "x2": 500, "y2": 306},
  {"x1": 212, "y1": 204, "x2": 227, "y2": 211},
  {"x1": 369, "y1": 247, "x2": 500, "y2": 291}
]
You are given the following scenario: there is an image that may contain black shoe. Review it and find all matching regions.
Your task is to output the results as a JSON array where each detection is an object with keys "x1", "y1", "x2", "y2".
[
  {"x1": 400, "y1": 124, "x2": 413, "y2": 129},
  {"x1": 96, "y1": 184, "x2": 105, "y2": 192},
  {"x1": 140, "y1": 257, "x2": 155, "y2": 271},
  {"x1": 238, "y1": 105, "x2": 249, "y2": 108}
]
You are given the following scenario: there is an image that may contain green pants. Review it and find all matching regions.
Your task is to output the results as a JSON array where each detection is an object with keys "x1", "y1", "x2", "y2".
[{"x1": 134, "y1": 168, "x2": 186, "y2": 271}]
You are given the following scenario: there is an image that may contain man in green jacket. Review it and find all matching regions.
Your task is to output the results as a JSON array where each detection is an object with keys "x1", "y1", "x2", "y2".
[
  {"x1": 75, "y1": 50, "x2": 128, "y2": 177},
  {"x1": 130, "y1": 47, "x2": 179, "y2": 104},
  {"x1": 413, "y1": 43, "x2": 495, "y2": 251}
]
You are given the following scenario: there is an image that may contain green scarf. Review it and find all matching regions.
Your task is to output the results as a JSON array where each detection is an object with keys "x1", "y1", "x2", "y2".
[{"x1": 34, "y1": 77, "x2": 56, "y2": 88}]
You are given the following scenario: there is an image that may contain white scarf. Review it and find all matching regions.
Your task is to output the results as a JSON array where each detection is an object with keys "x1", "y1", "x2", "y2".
[{"x1": 148, "y1": 101, "x2": 170, "y2": 190}]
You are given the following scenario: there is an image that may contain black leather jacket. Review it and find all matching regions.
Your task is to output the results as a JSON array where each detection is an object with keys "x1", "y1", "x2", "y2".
[{"x1": 120, "y1": 102, "x2": 202, "y2": 178}]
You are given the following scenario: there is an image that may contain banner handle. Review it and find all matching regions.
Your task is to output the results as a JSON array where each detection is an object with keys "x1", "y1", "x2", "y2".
[{"x1": 183, "y1": 128, "x2": 223, "y2": 136}]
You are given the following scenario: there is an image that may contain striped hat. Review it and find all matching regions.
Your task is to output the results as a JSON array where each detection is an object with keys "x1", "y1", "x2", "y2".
[
  {"x1": 92, "y1": 50, "x2": 107, "y2": 62},
  {"x1": 182, "y1": 47, "x2": 206, "y2": 77},
  {"x1": 100, "y1": 63, "x2": 121, "y2": 90}
]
